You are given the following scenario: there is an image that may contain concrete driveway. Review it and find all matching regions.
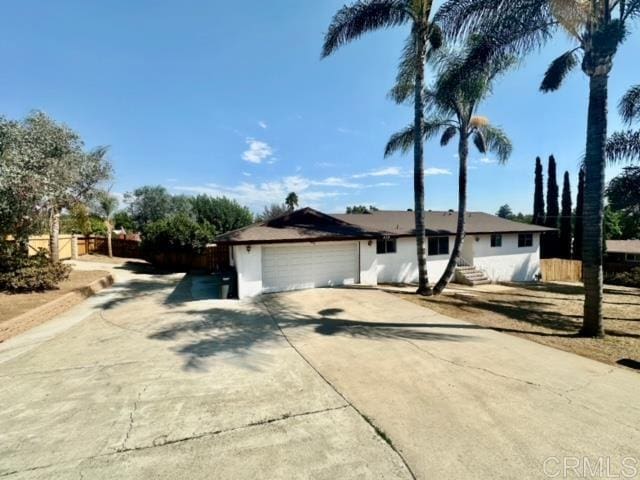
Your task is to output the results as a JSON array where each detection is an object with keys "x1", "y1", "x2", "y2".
[
  {"x1": 0, "y1": 262, "x2": 410, "y2": 479},
  {"x1": 262, "y1": 288, "x2": 640, "y2": 480}
]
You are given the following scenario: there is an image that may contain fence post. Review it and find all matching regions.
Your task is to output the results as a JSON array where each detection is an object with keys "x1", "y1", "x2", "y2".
[{"x1": 71, "y1": 234, "x2": 78, "y2": 259}]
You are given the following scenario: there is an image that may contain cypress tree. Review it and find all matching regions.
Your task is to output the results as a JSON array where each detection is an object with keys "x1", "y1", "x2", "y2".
[
  {"x1": 559, "y1": 171, "x2": 573, "y2": 259},
  {"x1": 533, "y1": 157, "x2": 545, "y2": 226},
  {"x1": 543, "y1": 155, "x2": 560, "y2": 257},
  {"x1": 574, "y1": 167, "x2": 585, "y2": 260},
  {"x1": 545, "y1": 155, "x2": 560, "y2": 228}
]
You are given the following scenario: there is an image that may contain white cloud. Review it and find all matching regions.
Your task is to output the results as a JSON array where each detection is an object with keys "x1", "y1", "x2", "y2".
[
  {"x1": 316, "y1": 161, "x2": 336, "y2": 168},
  {"x1": 242, "y1": 172, "x2": 251, "y2": 177},
  {"x1": 353, "y1": 166, "x2": 403, "y2": 178},
  {"x1": 312, "y1": 177, "x2": 363, "y2": 188},
  {"x1": 175, "y1": 175, "x2": 345, "y2": 209},
  {"x1": 242, "y1": 138, "x2": 274, "y2": 164},
  {"x1": 258, "y1": 121, "x2": 268, "y2": 129},
  {"x1": 424, "y1": 167, "x2": 452, "y2": 175},
  {"x1": 479, "y1": 157, "x2": 496, "y2": 164}
]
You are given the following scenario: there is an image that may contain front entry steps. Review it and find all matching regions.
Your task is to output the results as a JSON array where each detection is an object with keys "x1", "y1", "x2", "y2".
[{"x1": 454, "y1": 266, "x2": 491, "y2": 286}]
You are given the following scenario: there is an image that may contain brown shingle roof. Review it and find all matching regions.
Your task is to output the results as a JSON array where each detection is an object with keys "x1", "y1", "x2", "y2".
[
  {"x1": 215, "y1": 208, "x2": 384, "y2": 245},
  {"x1": 215, "y1": 208, "x2": 553, "y2": 245},
  {"x1": 333, "y1": 210, "x2": 554, "y2": 236},
  {"x1": 606, "y1": 240, "x2": 640, "y2": 255}
]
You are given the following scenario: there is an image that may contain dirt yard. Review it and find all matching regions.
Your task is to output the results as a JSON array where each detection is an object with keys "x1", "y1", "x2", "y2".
[
  {"x1": 0, "y1": 269, "x2": 109, "y2": 328},
  {"x1": 397, "y1": 282, "x2": 640, "y2": 370}
]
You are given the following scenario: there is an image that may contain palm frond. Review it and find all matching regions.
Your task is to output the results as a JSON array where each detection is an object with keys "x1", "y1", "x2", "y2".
[
  {"x1": 322, "y1": 0, "x2": 411, "y2": 58},
  {"x1": 618, "y1": 85, "x2": 640, "y2": 125},
  {"x1": 606, "y1": 130, "x2": 640, "y2": 164},
  {"x1": 440, "y1": 126, "x2": 458, "y2": 146},
  {"x1": 384, "y1": 118, "x2": 451, "y2": 157},
  {"x1": 435, "y1": 0, "x2": 556, "y2": 62},
  {"x1": 478, "y1": 124, "x2": 512, "y2": 163},
  {"x1": 540, "y1": 49, "x2": 579, "y2": 92},
  {"x1": 624, "y1": 0, "x2": 640, "y2": 20},
  {"x1": 473, "y1": 131, "x2": 487, "y2": 153}
]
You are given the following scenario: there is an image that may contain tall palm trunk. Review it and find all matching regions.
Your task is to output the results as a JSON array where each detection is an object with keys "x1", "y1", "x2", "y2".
[
  {"x1": 581, "y1": 72, "x2": 608, "y2": 337},
  {"x1": 434, "y1": 130, "x2": 468, "y2": 294},
  {"x1": 106, "y1": 221, "x2": 113, "y2": 258},
  {"x1": 414, "y1": 28, "x2": 431, "y2": 296},
  {"x1": 49, "y1": 208, "x2": 60, "y2": 263}
]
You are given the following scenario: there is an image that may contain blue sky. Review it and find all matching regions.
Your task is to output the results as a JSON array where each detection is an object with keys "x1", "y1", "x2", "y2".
[{"x1": 0, "y1": 1, "x2": 637, "y2": 215}]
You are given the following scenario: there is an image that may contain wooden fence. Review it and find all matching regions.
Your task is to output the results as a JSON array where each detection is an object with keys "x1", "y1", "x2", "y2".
[
  {"x1": 540, "y1": 258, "x2": 583, "y2": 282},
  {"x1": 77, "y1": 236, "x2": 229, "y2": 272},
  {"x1": 4, "y1": 235, "x2": 74, "y2": 260},
  {"x1": 78, "y1": 237, "x2": 142, "y2": 259}
]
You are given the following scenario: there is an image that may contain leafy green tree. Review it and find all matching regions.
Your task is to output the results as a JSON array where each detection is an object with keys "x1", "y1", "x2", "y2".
[
  {"x1": 257, "y1": 204, "x2": 289, "y2": 222},
  {"x1": 606, "y1": 166, "x2": 640, "y2": 238},
  {"x1": 141, "y1": 213, "x2": 216, "y2": 256},
  {"x1": 436, "y1": 0, "x2": 639, "y2": 337},
  {"x1": 96, "y1": 192, "x2": 119, "y2": 257},
  {"x1": 113, "y1": 210, "x2": 135, "y2": 232},
  {"x1": 126, "y1": 186, "x2": 175, "y2": 230},
  {"x1": 496, "y1": 204, "x2": 514, "y2": 219},
  {"x1": 322, "y1": 0, "x2": 442, "y2": 296},
  {"x1": 190, "y1": 195, "x2": 253, "y2": 234},
  {"x1": 607, "y1": 85, "x2": 640, "y2": 163},
  {"x1": 345, "y1": 205, "x2": 379, "y2": 214},
  {"x1": 385, "y1": 44, "x2": 512, "y2": 294},
  {"x1": 533, "y1": 156, "x2": 545, "y2": 226},
  {"x1": 0, "y1": 112, "x2": 111, "y2": 261},
  {"x1": 285, "y1": 192, "x2": 299, "y2": 212},
  {"x1": 559, "y1": 171, "x2": 573, "y2": 259}
]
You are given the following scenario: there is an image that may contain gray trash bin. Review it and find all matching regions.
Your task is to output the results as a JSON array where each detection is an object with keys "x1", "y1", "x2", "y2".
[{"x1": 220, "y1": 275, "x2": 231, "y2": 299}]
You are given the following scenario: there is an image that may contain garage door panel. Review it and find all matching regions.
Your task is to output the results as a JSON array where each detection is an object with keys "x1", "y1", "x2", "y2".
[{"x1": 262, "y1": 243, "x2": 357, "y2": 293}]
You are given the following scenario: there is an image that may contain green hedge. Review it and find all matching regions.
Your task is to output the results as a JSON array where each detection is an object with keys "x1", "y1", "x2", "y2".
[
  {"x1": 0, "y1": 244, "x2": 71, "y2": 293},
  {"x1": 605, "y1": 267, "x2": 640, "y2": 288},
  {"x1": 141, "y1": 213, "x2": 216, "y2": 255}
]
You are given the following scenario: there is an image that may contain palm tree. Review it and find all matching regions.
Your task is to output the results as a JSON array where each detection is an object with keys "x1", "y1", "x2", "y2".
[
  {"x1": 285, "y1": 192, "x2": 299, "y2": 212},
  {"x1": 385, "y1": 46, "x2": 512, "y2": 294},
  {"x1": 322, "y1": 0, "x2": 442, "y2": 295},
  {"x1": 97, "y1": 192, "x2": 118, "y2": 258},
  {"x1": 607, "y1": 85, "x2": 640, "y2": 163},
  {"x1": 435, "y1": 0, "x2": 640, "y2": 337}
]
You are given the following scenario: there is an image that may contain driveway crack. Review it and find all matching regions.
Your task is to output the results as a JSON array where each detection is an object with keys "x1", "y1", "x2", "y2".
[{"x1": 261, "y1": 300, "x2": 417, "y2": 480}]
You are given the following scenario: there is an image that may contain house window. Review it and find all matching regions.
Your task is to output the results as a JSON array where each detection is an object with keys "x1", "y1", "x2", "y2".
[
  {"x1": 518, "y1": 233, "x2": 533, "y2": 248},
  {"x1": 428, "y1": 236, "x2": 449, "y2": 256},
  {"x1": 376, "y1": 238, "x2": 397, "y2": 254},
  {"x1": 491, "y1": 234, "x2": 502, "y2": 248},
  {"x1": 627, "y1": 253, "x2": 640, "y2": 263}
]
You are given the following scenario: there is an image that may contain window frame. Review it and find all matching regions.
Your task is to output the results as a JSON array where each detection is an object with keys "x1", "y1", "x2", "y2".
[
  {"x1": 428, "y1": 236, "x2": 450, "y2": 256},
  {"x1": 376, "y1": 238, "x2": 397, "y2": 255},
  {"x1": 490, "y1": 234, "x2": 503, "y2": 248},
  {"x1": 518, "y1": 233, "x2": 533, "y2": 248}
]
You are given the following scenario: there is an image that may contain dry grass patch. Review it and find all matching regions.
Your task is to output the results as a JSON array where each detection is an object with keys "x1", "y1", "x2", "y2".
[{"x1": 396, "y1": 282, "x2": 640, "y2": 370}]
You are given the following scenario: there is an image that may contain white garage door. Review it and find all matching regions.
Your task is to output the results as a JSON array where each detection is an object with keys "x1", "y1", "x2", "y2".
[{"x1": 262, "y1": 242, "x2": 358, "y2": 293}]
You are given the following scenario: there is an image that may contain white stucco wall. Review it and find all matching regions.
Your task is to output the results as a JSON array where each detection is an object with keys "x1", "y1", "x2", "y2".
[
  {"x1": 232, "y1": 244, "x2": 263, "y2": 299},
  {"x1": 358, "y1": 240, "x2": 378, "y2": 286},
  {"x1": 472, "y1": 233, "x2": 541, "y2": 282},
  {"x1": 375, "y1": 236, "x2": 451, "y2": 284}
]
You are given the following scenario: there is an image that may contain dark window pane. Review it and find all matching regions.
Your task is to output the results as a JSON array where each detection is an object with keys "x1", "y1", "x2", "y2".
[
  {"x1": 428, "y1": 237, "x2": 438, "y2": 256},
  {"x1": 386, "y1": 239, "x2": 396, "y2": 253},
  {"x1": 439, "y1": 237, "x2": 449, "y2": 255},
  {"x1": 491, "y1": 234, "x2": 502, "y2": 247},
  {"x1": 376, "y1": 239, "x2": 385, "y2": 254},
  {"x1": 518, "y1": 234, "x2": 533, "y2": 247}
]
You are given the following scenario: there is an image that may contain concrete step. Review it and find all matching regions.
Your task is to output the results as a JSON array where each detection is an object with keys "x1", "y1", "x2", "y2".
[{"x1": 469, "y1": 278, "x2": 491, "y2": 286}]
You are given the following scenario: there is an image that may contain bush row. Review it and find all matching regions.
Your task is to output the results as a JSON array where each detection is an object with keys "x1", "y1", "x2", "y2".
[{"x1": 0, "y1": 244, "x2": 71, "y2": 293}]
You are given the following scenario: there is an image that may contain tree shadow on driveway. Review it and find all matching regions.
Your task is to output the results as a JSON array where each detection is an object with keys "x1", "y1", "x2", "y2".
[{"x1": 145, "y1": 293, "x2": 478, "y2": 371}]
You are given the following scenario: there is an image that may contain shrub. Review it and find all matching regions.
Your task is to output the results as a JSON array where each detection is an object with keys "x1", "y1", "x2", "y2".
[
  {"x1": 141, "y1": 213, "x2": 216, "y2": 255},
  {"x1": 0, "y1": 244, "x2": 71, "y2": 293},
  {"x1": 604, "y1": 267, "x2": 640, "y2": 288}
]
